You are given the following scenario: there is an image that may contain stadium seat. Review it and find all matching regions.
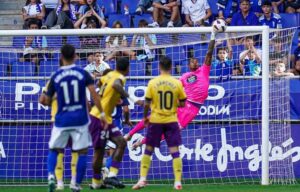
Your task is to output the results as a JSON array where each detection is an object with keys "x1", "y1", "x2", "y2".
[
  {"x1": 151, "y1": 60, "x2": 159, "y2": 76},
  {"x1": 13, "y1": 36, "x2": 25, "y2": 48},
  {"x1": 67, "y1": 36, "x2": 80, "y2": 48},
  {"x1": 121, "y1": 0, "x2": 140, "y2": 15},
  {"x1": 0, "y1": 62, "x2": 7, "y2": 77},
  {"x1": 75, "y1": 60, "x2": 88, "y2": 68},
  {"x1": 193, "y1": 43, "x2": 208, "y2": 63},
  {"x1": 133, "y1": 14, "x2": 154, "y2": 27},
  {"x1": 97, "y1": 0, "x2": 117, "y2": 17},
  {"x1": 165, "y1": 46, "x2": 186, "y2": 65},
  {"x1": 129, "y1": 60, "x2": 146, "y2": 76},
  {"x1": 108, "y1": 14, "x2": 131, "y2": 28},
  {"x1": 11, "y1": 62, "x2": 34, "y2": 76},
  {"x1": 180, "y1": 60, "x2": 189, "y2": 74},
  {"x1": 280, "y1": 13, "x2": 298, "y2": 28},
  {"x1": 208, "y1": 0, "x2": 218, "y2": 16},
  {"x1": 46, "y1": 36, "x2": 62, "y2": 48},
  {"x1": 1, "y1": 52, "x2": 18, "y2": 65},
  {"x1": 39, "y1": 61, "x2": 59, "y2": 76}
]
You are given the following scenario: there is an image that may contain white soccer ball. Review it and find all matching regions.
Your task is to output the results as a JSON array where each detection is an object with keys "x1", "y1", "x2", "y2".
[{"x1": 212, "y1": 19, "x2": 227, "y2": 33}]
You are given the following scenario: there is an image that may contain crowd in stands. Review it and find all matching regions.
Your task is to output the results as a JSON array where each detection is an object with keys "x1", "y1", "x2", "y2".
[{"x1": 3, "y1": 0, "x2": 299, "y2": 77}]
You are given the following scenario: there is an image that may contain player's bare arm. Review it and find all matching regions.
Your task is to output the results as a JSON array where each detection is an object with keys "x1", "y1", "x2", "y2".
[
  {"x1": 123, "y1": 106, "x2": 133, "y2": 127},
  {"x1": 112, "y1": 79, "x2": 129, "y2": 98},
  {"x1": 204, "y1": 37, "x2": 216, "y2": 66}
]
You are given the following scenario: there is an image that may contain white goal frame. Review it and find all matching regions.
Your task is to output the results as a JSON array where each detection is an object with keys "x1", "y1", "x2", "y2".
[{"x1": 0, "y1": 26, "x2": 270, "y2": 185}]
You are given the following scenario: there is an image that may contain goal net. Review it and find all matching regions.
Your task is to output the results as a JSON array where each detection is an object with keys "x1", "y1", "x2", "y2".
[{"x1": 0, "y1": 27, "x2": 297, "y2": 185}]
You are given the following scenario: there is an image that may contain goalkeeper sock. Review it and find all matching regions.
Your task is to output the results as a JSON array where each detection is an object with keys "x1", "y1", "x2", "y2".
[
  {"x1": 140, "y1": 149, "x2": 153, "y2": 180},
  {"x1": 71, "y1": 152, "x2": 78, "y2": 185},
  {"x1": 55, "y1": 152, "x2": 64, "y2": 182},
  {"x1": 172, "y1": 152, "x2": 182, "y2": 183},
  {"x1": 76, "y1": 154, "x2": 87, "y2": 185},
  {"x1": 105, "y1": 156, "x2": 112, "y2": 169},
  {"x1": 129, "y1": 119, "x2": 145, "y2": 136},
  {"x1": 108, "y1": 161, "x2": 120, "y2": 177},
  {"x1": 47, "y1": 150, "x2": 58, "y2": 175}
]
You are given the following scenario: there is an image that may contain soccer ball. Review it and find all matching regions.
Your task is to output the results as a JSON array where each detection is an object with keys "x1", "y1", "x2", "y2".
[{"x1": 212, "y1": 19, "x2": 226, "y2": 33}]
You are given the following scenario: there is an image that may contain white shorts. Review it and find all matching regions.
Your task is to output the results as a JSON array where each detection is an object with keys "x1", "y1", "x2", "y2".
[{"x1": 49, "y1": 124, "x2": 92, "y2": 151}]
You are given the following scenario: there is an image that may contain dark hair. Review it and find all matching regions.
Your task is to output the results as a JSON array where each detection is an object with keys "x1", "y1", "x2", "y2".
[
  {"x1": 102, "y1": 68, "x2": 113, "y2": 76},
  {"x1": 60, "y1": 0, "x2": 70, "y2": 7},
  {"x1": 61, "y1": 44, "x2": 76, "y2": 62},
  {"x1": 138, "y1": 19, "x2": 148, "y2": 27},
  {"x1": 240, "y1": 0, "x2": 250, "y2": 3},
  {"x1": 159, "y1": 56, "x2": 172, "y2": 71},
  {"x1": 26, "y1": 0, "x2": 41, "y2": 5},
  {"x1": 109, "y1": 21, "x2": 124, "y2": 45},
  {"x1": 116, "y1": 57, "x2": 129, "y2": 71},
  {"x1": 262, "y1": 1, "x2": 272, "y2": 6},
  {"x1": 28, "y1": 19, "x2": 40, "y2": 28},
  {"x1": 245, "y1": 36, "x2": 254, "y2": 41}
]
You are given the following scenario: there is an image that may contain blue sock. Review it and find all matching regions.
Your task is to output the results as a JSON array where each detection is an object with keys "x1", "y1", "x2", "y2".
[
  {"x1": 47, "y1": 150, "x2": 58, "y2": 175},
  {"x1": 106, "y1": 156, "x2": 113, "y2": 169},
  {"x1": 76, "y1": 154, "x2": 87, "y2": 185}
]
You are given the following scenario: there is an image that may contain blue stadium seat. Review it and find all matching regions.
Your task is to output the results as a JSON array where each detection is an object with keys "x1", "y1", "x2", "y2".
[
  {"x1": 1, "y1": 52, "x2": 18, "y2": 65},
  {"x1": 97, "y1": 0, "x2": 117, "y2": 17},
  {"x1": 13, "y1": 36, "x2": 25, "y2": 48},
  {"x1": 75, "y1": 60, "x2": 88, "y2": 68},
  {"x1": 46, "y1": 36, "x2": 62, "y2": 48},
  {"x1": 39, "y1": 61, "x2": 59, "y2": 76},
  {"x1": 193, "y1": 43, "x2": 208, "y2": 64},
  {"x1": 280, "y1": 13, "x2": 298, "y2": 28},
  {"x1": 67, "y1": 36, "x2": 80, "y2": 48},
  {"x1": 129, "y1": 60, "x2": 146, "y2": 76},
  {"x1": 11, "y1": 62, "x2": 34, "y2": 76},
  {"x1": 151, "y1": 60, "x2": 159, "y2": 76},
  {"x1": 133, "y1": 14, "x2": 154, "y2": 27},
  {"x1": 0, "y1": 62, "x2": 7, "y2": 77},
  {"x1": 106, "y1": 60, "x2": 116, "y2": 69},
  {"x1": 208, "y1": 0, "x2": 218, "y2": 15},
  {"x1": 121, "y1": 0, "x2": 140, "y2": 15},
  {"x1": 180, "y1": 60, "x2": 189, "y2": 74},
  {"x1": 165, "y1": 46, "x2": 186, "y2": 65},
  {"x1": 108, "y1": 14, "x2": 131, "y2": 28}
]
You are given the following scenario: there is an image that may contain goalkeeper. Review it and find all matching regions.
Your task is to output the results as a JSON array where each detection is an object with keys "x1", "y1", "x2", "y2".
[{"x1": 125, "y1": 30, "x2": 217, "y2": 147}]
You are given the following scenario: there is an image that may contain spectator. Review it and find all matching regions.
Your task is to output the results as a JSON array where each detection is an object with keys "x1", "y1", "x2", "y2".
[
  {"x1": 182, "y1": 0, "x2": 212, "y2": 27},
  {"x1": 290, "y1": 58, "x2": 300, "y2": 75},
  {"x1": 131, "y1": 19, "x2": 157, "y2": 61},
  {"x1": 22, "y1": 0, "x2": 46, "y2": 29},
  {"x1": 19, "y1": 19, "x2": 48, "y2": 68},
  {"x1": 272, "y1": 0, "x2": 285, "y2": 13},
  {"x1": 148, "y1": 0, "x2": 182, "y2": 27},
  {"x1": 259, "y1": 1, "x2": 282, "y2": 29},
  {"x1": 292, "y1": 38, "x2": 300, "y2": 66},
  {"x1": 231, "y1": 0, "x2": 259, "y2": 26},
  {"x1": 285, "y1": 0, "x2": 300, "y2": 13},
  {"x1": 232, "y1": 63, "x2": 243, "y2": 75},
  {"x1": 77, "y1": 0, "x2": 106, "y2": 29},
  {"x1": 135, "y1": 0, "x2": 154, "y2": 15},
  {"x1": 211, "y1": 42, "x2": 234, "y2": 76},
  {"x1": 269, "y1": 37, "x2": 289, "y2": 66},
  {"x1": 84, "y1": 52, "x2": 110, "y2": 77},
  {"x1": 217, "y1": 0, "x2": 238, "y2": 25},
  {"x1": 239, "y1": 36, "x2": 262, "y2": 62},
  {"x1": 74, "y1": 7, "x2": 106, "y2": 28},
  {"x1": 41, "y1": 0, "x2": 59, "y2": 15},
  {"x1": 272, "y1": 62, "x2": 294, "y2": 76},
  {"x1": 42, "y1": 0, "x2": 77, "y2": 29},
  {"x1": 240, "y1": 48, "x2": 262, "y2": 76},
  {"x1": 105, "y1": 21, "x2": 135, "y2": 61}
]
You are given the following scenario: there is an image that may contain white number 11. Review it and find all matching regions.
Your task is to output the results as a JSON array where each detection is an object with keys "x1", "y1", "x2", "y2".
[{"x1": 60, "y1": 80, "x2": 79, "y2": 104}]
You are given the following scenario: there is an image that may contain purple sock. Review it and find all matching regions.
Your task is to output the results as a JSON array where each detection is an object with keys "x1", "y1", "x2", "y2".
[
  {"x1": 93, "y1": 173, "x2": 101, "y2": 180},
  {"x1": 111, "y1": 161, "x2": 121, "y2": 169},
  {"x1": 144, "y1": 149, "x2": 153, "y2": 156},
  {"x1": 171, "y1": 151, "x2": 180, "y2": 159}
]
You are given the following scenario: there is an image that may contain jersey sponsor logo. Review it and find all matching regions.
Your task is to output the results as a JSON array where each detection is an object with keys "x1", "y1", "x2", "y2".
[{"x1": 186, "y1": 75, "x2": 197, "y2": 83}]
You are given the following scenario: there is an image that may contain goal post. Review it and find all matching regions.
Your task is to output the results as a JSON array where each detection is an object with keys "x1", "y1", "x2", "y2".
[{"x1": 0, "y1": 26, "x2": 297, "y2": 186}]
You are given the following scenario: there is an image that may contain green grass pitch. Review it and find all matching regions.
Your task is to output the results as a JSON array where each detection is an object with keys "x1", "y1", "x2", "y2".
[{"x1": 0, "y1": 185, "x2": 299, "y2": 192}]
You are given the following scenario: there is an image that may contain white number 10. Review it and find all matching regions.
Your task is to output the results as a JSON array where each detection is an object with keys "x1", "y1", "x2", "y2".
[{"x1": 60, "y1": 80, "x2": 79, "y2": 104}]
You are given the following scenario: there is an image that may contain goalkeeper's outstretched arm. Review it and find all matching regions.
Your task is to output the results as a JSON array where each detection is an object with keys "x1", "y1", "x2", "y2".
[{"x1": 204, "y1": 32, "x2": 216, "y2": 66}]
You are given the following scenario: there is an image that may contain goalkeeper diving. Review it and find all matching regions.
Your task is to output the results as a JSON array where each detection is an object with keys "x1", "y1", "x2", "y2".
[{"x1": 125, "y1": 28, "x2": 218, "y2": 147}]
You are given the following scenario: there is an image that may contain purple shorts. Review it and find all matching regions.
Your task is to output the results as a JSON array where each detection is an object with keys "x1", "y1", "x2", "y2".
[
  {"x1": 146, "y1": 122, "x2": 182, "y2": 148},
  {"x1": 88, "y1": 115, "x2": 122, "y2": 149}
]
